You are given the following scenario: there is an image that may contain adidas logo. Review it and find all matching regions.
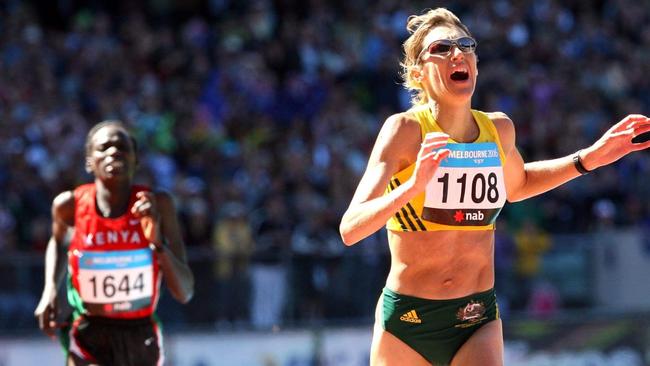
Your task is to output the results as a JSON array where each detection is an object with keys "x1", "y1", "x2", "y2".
[{"x1": 399, "y1": 310, "x2": 422, "y2": 324}]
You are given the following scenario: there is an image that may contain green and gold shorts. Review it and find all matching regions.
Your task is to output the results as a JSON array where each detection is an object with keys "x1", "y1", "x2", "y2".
[{"x1": 382, "y1": 287, "x2": 499, "y2": 365}]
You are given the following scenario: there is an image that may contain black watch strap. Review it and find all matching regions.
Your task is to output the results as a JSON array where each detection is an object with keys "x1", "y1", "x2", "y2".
[{"x1": 573, "y1": 150, "x2": 590, "y2": 175}]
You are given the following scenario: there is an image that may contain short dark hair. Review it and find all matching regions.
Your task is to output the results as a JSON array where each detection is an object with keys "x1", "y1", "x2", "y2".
[{"x1": 85, "y1": 120, "x2": 138, "y2": 157}]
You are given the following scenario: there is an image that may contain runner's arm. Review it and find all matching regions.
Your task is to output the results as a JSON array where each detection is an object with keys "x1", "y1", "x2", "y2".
[
  {"x1": 340, "y1": 113, "x2": 450, "y2": 245},
  {"x1": 498, "y1": 114, "x2": 650, "y2": 202},
  {"x1": 34, "y1": 191, "x2": 74, "y2": 336},
  {"x1": 154, "y1": 192, "x2": 195, "y2": 303}
]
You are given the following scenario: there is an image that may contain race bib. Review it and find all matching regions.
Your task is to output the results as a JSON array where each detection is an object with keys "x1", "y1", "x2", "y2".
[
  {"x1": 77, "y1": 249, "x2": 153, "y2": 315},
  {"x1": 422, "y1": 142, "x2": 506, "y2": 226}
]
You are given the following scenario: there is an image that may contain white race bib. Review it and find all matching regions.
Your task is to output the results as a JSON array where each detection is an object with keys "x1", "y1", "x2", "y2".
[
  {"x1": 423, "y1": 142, "x2": 506, "y2": 226},
  {"x1": 77, "y1": 249, "x2": 153, "y2": 313}
]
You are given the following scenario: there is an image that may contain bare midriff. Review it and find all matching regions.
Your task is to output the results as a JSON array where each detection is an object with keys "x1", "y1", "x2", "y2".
[{"x1": 385, "y1": 229, "x2": 495, "y2": 299}]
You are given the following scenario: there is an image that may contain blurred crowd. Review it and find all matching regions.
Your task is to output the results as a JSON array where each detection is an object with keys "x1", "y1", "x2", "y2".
[{"x1": 1, "y1": 0, "x2": 650, "y2": 331}]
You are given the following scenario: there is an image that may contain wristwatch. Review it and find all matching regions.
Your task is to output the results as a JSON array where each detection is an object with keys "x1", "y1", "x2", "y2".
[
  {"x1": 573, "y1": 150, "x2": 591, "y2": 175},
  {"x1": 148, "y1": 240, "x2": 166, "y2": 253}
]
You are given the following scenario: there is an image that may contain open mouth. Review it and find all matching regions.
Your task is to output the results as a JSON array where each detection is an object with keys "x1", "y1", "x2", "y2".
[
  {"x1": 105, "y1": 159, "x2": 126, "y2": 173},
  {"x1": 450, "y1": 70, "x2": 469, "y2": 81},
  {"x1": 106, "y1": 159, "x2": 125, "y2": 167}
]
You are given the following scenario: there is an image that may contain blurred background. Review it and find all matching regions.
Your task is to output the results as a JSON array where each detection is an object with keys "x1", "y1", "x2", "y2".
[{"x1": 1, "y1": 0, "x2": 650, "y2": 365}]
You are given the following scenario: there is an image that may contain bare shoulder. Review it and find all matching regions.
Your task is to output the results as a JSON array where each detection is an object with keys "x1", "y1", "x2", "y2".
[
  {"x1": 373, "y1": 110, "x2": 422, "y2": 165},
  {"x1": 52, "y1": 190, "x2": 75, "y2": 224},
  {"x1": 485, "y1": 111, "x2": 514, "y2": 132},
  {"x1": 485, "y1": 111, "x2": 516, "y2": 151},
  {"x1": 382, "y1": 110, "x2": 421, "y2": 138}
]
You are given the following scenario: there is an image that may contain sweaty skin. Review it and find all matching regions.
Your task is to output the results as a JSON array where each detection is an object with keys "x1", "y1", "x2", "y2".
[{"x1": 340, "y1": 16, "x2": 650, "y2": 366}]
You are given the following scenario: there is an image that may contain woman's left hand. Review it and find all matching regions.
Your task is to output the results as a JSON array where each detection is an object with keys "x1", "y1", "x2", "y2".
[{"x1": 581, "y1": 114, "x2": 650, "y2": 171}]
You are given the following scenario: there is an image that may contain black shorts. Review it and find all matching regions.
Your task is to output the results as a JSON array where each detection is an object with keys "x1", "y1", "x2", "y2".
[{"x1": 67, "y1": 315, "x2": 163, "y2": 366}]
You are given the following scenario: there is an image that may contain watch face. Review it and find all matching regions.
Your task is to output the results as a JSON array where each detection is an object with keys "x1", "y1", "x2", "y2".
[{"x1": 149, "y1": 242, "x2": 163, "y2": 252}]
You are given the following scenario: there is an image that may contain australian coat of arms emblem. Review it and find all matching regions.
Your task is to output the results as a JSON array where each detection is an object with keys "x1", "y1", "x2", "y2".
[{"x1": 455, "y1": 300, "x2": 486, "y2": 327}]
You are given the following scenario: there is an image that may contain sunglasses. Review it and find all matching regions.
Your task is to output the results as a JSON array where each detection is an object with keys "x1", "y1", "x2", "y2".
[{"x1": 419, "y1": 37, "x2": 477, "y2": 60}]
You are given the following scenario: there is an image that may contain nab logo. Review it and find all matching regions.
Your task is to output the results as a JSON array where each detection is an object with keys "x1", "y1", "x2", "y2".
[
  {"x1": 454, "y1": 210, "x2": 464, "y2": 223},
  {"x1": 454, "y1": 210, "x2": 484, "y2": 223},
  {"x1": 113, "y1": 301, "x2": 133, "y2": 311}
]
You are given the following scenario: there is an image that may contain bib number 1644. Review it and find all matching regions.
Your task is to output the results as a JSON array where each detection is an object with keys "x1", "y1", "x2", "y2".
[{"x1": 88, "y1": 272, "x2": 145, "y2": 299}]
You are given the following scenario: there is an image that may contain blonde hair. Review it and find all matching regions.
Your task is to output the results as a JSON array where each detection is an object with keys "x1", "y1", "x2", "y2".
[{"x1": 400, "y1": 8, "x2": 473, "y2": 106}]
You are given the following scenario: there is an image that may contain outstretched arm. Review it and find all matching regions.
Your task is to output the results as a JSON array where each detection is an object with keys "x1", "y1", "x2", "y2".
[
  {"x1": 500, "y1": 114, "x2": 650, "y2": 202},
  {"x1": 339, "y1": 113, "x2": 450, "y2": 245},
  {"x1": 34, "y1": 191, "x2": 74, "y2": 338},
  {"x1": 133, "y1": 191, "x2": 195, "y2": 303}
]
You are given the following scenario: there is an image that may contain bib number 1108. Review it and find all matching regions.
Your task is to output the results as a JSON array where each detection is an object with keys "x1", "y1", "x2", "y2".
[{"x1": 437, "y1": 172, "x2": 499, "y2": 204}]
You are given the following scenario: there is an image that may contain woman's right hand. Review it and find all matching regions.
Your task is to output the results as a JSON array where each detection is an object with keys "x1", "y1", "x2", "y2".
[{"x1": 411, "y1": 132, "x2": 451, "y2": 190}]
